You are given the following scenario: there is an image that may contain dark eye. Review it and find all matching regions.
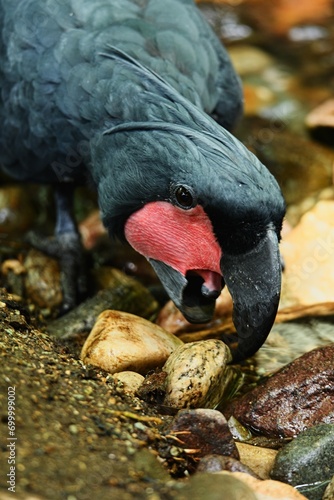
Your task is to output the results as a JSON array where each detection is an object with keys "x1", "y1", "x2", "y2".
[{"x1": 174, "y1": 185, "x2": 196, "y2": 209}]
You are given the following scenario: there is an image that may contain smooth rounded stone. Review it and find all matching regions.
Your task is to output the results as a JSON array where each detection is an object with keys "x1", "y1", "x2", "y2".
[
  {"x1": 224, "y1": 344, "x2": 334, "y2": 438},
  {"x1": 24, "y1": 249, "x2": 62, "y2": 309},
  {"x1": 112, "y1": 371, "x2": 145, "y2": 394},
  {"x1": 306, "y1": 99, "x2": 334, "y2": 145},
  {"x1": 236, "y1": 443, "x2": 278, "y2": 480},
  {"x1": 162, "y1": 339, "x2": 232, "y2": 409},
  {"x1": 0, "y1": 185, "x2": 35, "y2": 234},
  {"x1": 271, "y1": 424, "x2": 334, "y2": 500},
  {"x1": 228, "y1": 45, "x2": 274, "y2": 76},
  {"x1": 80, "y1": 310, "x2": 183, "y2": 375},
  {"x1": 243, "y1": 84, "x2": 276, "y2": 116},
  {"x1": 281, "y1": 200, "x2": 334, "y2": 305},
  {"x1": 323, "y1": 475, "x2": 334, "y2": 500},
  {"x1": 228, "y1": 416, "x2": 253, "y2": 442},
  {"x1": 220, "y1": 472, "x2": 307, "y2": 500},
  {"x1": 78, "y1": 209, "x2": 107, "y2": 250},
  {"x1": 176, "y1": 471, "x2": 257, "y2": 500},
  {"x1": 166, "y1": 409, "x2": 239, "y2": 460},
  {"x1": 197, "y1": 454, "x2": 259, "y2": 478}
]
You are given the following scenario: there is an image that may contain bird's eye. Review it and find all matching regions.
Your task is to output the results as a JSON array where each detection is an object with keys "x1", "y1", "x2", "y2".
[{"x1": 173, "y1": 185, "x2": 196, "y2": 209}]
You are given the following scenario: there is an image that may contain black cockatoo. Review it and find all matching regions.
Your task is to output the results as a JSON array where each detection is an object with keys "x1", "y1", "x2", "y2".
[{"x1": 0, "y1": 0, "x2": 285, "y2": 361}]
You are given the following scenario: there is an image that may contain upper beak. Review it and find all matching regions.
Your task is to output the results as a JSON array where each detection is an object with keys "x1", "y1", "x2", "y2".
[{"x1": 221, "y1": 228, "x2": 281, "y2": 362}]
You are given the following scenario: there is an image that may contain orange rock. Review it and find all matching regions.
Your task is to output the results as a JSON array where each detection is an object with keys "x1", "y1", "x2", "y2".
[
  {"x1": 198, "y1": 0, "x2": 333, "y2": 36},
  {"x1": 280, "y1": 200, "x2": 334, "y2": 305},
  {"x1": 306, "y1": 99, "x2": 334, "y2": 129},
  {"x1": 220, "y1": 472, "x2": 307, "y2": 499}
]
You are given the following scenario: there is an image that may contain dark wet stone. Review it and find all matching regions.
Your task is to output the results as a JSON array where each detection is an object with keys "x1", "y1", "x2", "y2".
[
  {"x1": 197, "y1": 454, "x2": 260, "y2": 478},
  {"x1": 176, "y1": 472, "x2": 257, "y2": 500},
  {"x1": 271, "y1": 424, "x2": 334, "y2": 500},
  {"x1": 224, "y1": 345, "x2": 334, "y2": 438},
  {"x1": 166, "y1": 409, "x2": 239, "y2": 459}
]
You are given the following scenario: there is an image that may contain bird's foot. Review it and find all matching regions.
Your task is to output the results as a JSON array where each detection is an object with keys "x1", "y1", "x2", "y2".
[{"x1": 25, "y1": 230, "x2": 87, "y2": 315}]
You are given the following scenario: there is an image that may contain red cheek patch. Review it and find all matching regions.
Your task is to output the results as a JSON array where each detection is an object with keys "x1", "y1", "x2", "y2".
[{"x1": 124, "y1": 201, "x2": 222, "y2": 292}]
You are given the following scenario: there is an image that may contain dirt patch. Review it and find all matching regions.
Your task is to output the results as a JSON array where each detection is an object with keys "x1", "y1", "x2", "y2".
[{"x1": 0, "y1": 291, "x2": 183, "y2": 499}]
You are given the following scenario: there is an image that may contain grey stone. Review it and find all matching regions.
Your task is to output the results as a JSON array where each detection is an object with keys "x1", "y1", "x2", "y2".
[{"x1": 271, "y1": 424, "x2": 334, "y2": 500}]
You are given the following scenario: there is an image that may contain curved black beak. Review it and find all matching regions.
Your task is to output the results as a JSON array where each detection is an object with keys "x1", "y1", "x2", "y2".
[{"x1": 221, "y1": 228, "x2": 281, "y2": 362}]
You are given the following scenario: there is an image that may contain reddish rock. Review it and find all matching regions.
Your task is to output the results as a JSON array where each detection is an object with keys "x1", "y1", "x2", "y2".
[
  {"x1": 224, "y1": 345, "x2": 334, "y2": 438},
  {"x1": 166, "y1": 409, "x2": 239, "y2": 459}
]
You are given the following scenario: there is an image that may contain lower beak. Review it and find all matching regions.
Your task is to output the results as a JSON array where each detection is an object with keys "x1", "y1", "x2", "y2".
[
  {"x1": 221, "y1": 228, "x2": 281, "y2": 362},
  {"x1": 148, "y1": 259, "x2": 219, "y2": 323}
]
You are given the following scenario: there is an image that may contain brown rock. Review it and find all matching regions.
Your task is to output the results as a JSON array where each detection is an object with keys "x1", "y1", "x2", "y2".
[
  {"x1": 167, "y1": 409, "x2": 239, "y2": 460},
  {"x1": 224, "y1": 345, "x2": 334, "y2": 438},
  {"x1": 236, "y1": 442, "x2": 278, "y2": 480},
  {"x1": 306, "y1": 99, "x2": 334, "y2": 129},
  {"x1": 281, "y1": 201, "x2": 334, "y2": 305}
]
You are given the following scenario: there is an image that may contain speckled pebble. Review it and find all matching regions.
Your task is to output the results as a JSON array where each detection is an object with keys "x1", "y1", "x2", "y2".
[{"x1": 162, "y1": 339, "x2": 232, "y2": 409}]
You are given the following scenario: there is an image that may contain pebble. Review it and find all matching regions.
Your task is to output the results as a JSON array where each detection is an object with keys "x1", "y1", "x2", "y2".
[
  {"x1": 220, "y1": 472, "x2": 307, "y2": 500},
  {"x1": 166, "y1": 409, "x2": 239, "y2": 460},
  {"x1": 176, "y1": 472, "x2": 257, "y2": 500},
  {"x1": 24, "y1": 249, "x2": 62, "y2": 309},
  {"x1": 271, "y1": 424, "x2": 334, "y2": 500},
  {"x1": 236, "y1": 443, "x2": 278, "y2": 480},
  {"x1": 228, "y1": 45, "x2": 274, "y2": 76},
  {"x1": 162, "y1": 340, "x2": 233, "y2": 409},
  {"x1": 112, "y1": 371, "x2": 145, "y2": 394},
  {"x1": 224, "y1": 344, "x2": 334, "y2": 438},
  {"x1": 305, "y1": 98, "x2": 334, "y2": 144},
  {"x1": 80, "y1": 310, "x2": 183, "y2": 375}
]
